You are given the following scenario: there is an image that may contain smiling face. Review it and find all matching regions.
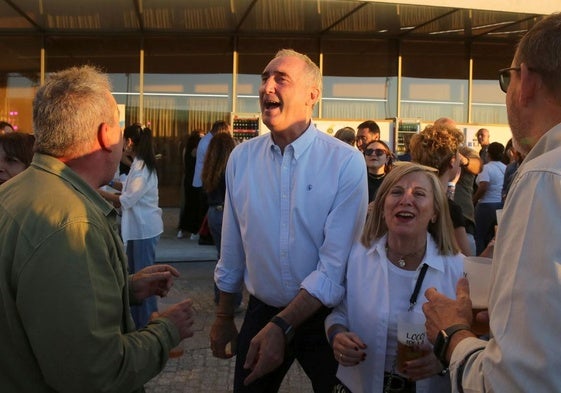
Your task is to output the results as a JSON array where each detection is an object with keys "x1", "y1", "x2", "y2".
[
  {"x1": 383, "y1": 171, "x2": 436, "y2": 239},
  {"x1": 259, "y1": 54, "x2": 319, "y2": 134},
  {"x1": 356, "y1": 127, "x2": 380, "y2": 152}
]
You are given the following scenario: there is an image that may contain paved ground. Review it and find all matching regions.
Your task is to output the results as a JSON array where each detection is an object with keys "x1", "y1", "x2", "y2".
[{"x1": 144, "y1": 209, "x2": 313, "y2": 393}]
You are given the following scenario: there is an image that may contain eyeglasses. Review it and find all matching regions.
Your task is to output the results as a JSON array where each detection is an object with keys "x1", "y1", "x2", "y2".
[
  {"x1": 364, "y1": 148, "x2": 387, "y2": 157},
  {"x1": 498, "y1": 66, "x2": 540, "y2": 93},
  {"x1": 498, "y1": 67, "x2": 520, "y2": 93}
]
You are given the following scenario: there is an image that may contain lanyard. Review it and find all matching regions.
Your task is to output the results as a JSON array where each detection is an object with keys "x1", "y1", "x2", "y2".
[{"x1": 408, "y1": 263, "x2": 429, "y2": 311}]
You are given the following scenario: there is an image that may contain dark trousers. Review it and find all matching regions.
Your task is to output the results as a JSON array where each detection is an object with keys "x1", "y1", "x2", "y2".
[{"x1": 234, "y1": 296, "x2": 338, "y2": 393}]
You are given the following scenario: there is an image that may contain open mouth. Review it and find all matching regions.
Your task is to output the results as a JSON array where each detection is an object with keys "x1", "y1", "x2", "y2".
[
  {"x1": 396, "y1": 211, "x2": 415, "y2": 219},
  {"x1": 263, "y1": 99, "x2": 281, "y2": 110}
]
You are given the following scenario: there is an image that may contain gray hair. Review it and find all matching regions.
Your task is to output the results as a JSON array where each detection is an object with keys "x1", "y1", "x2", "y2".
[
  {"x1": 33, "y1": 65, "x2": 116, "y2": 158},
  {"x1": 275, "y1": 49, "x2": 323, "y2": 94}
]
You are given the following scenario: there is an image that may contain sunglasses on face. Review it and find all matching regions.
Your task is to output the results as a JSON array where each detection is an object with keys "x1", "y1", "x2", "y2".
[{"x1": 364, "y1": 148, "x2": 387, "y2": 157}]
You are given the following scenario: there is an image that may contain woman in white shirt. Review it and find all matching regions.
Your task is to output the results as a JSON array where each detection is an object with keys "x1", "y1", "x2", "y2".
[
  {"x1": 472, "y1": 142, "x2": 506, "y2": 255},
  {"x1": 100, "y1": 123, "x2": 163, "y2": 328},
  {"x1": 326, "y1": 162, "x2": 464, "y2": 393}
]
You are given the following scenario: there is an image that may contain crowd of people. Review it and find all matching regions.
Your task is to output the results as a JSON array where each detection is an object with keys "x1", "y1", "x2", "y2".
[{"x1": 1, "y1": 11, "x2": 561, "y2": 393}]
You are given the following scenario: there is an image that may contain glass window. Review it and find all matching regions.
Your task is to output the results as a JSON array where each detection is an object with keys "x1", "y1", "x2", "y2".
[
  {"x1": 143, "y1": 36, "x2": 233, "y2": 205},
  {"x1": 400, "y1": 77, "x2": 468, "y2": 122},
  {"x1": 401, "y1": 40, "x2": 468, "y2": 122},
  {"x1": 0, "y1": 36, "x2": 42, "y2": 133},
  {"x1": 322, "y1": 39, "x2": 397, "y2": 121}
]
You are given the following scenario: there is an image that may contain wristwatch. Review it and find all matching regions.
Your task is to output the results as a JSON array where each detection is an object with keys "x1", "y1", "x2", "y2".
[
  {"x1": 433, "y1": 324, "x2": 471, "y2": 367},
  {"x1": 270, "y1": 315, "x2": 295, "y2": 344}
]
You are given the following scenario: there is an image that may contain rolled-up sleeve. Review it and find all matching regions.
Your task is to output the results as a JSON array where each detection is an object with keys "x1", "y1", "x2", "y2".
[{"x1": 301, "y1": 150, "x2": 368, "y2": 307}]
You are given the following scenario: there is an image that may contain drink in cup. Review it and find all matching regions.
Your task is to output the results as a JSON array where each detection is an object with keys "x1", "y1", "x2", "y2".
[
  {"x1": 464, "y1": 256, "x2": 492, "y2": 336},
  {"x1": 396, "y1": 311, "x2": 428, "y2": 374}
]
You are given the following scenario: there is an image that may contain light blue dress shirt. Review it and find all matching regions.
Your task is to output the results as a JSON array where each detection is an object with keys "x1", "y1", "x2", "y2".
[
  {"x1": 192, "y1": 131, "x2": 213, "y2": 188},
  {"x1": 215, "y1": 123, "x2": 368, "y2": 308}
]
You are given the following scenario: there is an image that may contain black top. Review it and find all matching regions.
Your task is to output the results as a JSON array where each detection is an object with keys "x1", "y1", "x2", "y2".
[
  {"x1": 448, "y1": 198, "x2": 467, "y2": 232},
  {"x1": 367, "y1": 172, "x2": 386, "y2": 203},
  {"x1": 205, "y1": 173, "x2": 226, "y2": 206}
]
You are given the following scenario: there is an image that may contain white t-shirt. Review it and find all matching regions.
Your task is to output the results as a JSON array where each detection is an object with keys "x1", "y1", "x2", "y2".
[{"x1": 476, "y1": 161, "x2": 506, "y2": 203}]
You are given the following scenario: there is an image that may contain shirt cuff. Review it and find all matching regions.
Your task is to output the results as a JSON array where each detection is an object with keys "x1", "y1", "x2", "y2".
[{"x1": 300, "y1": 270, "x2": 345, "y2": 308}]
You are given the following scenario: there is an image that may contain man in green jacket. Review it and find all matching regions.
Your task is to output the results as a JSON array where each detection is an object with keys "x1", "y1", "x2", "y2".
[{"x1": 0, "y1": 65, "x2": 195, "y2": 392}]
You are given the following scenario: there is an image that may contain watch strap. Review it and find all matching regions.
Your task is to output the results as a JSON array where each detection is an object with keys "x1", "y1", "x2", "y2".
[
  {"x1": 445, "y1": 324, "x2": 472, "y2": 339},
  {"x1": 270, "y1": 315, "x2": 294, "y2": 343},
  {"x1": 436, "y1": 324, "x2": 471, "y2": 367}
]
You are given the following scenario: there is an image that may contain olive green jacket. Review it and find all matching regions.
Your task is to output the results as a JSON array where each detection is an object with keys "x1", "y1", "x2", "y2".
[{"x1": 0, "y1": 154, "x2": 179, "y2": 393}]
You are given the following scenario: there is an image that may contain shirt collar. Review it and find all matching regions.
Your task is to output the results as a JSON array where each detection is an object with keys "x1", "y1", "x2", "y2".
[
  {"x1": 369, "y1": 232, "x2": 447, "y2": 273},
  {"x1": 31, "y1": 153, "x2": 117, "y2": 217},
  {"x1": 267, "y1": 121, "x2": 317, "y2": 160}
]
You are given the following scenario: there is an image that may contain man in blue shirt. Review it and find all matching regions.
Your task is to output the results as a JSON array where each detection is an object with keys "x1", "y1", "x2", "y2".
[{"x1": 210, "y1": 49, "x2": 368, "y2": 392}]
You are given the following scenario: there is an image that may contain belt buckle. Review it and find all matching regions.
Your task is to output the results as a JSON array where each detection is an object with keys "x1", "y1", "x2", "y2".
[
  {"x1": 215, "y1": 205, "x2": 223, "y2": 211},
  {"x1": 384, "y1": 372, "x2": 409, "y2": 393}
]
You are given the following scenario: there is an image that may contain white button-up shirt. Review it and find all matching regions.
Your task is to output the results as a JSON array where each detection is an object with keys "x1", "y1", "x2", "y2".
[
  {"x1": 119, "y1": 157, "x2": 163, "y2": 242},
  {"x1": 451, "y1": 122, "x2": 561, "y2": 392},
  {"x1": 326, "y1": 234, "x2": 464, "y2": 393},
  {"x1": 215, "y1": 123, "x2": 368, "y2": 307}
]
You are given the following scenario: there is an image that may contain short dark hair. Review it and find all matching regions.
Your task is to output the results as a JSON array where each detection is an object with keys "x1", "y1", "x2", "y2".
[
  {"x1": 357, "y1": 120, "x2": 380, "y2": 135},
  {"x1": 488, "y1": 142, "x2": 505, "y2": 161}
]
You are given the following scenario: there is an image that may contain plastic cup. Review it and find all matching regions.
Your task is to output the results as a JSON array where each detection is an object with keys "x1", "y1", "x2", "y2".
[
  {"x1": 464, "y1": 256, "x2": 492, "y2": 335},
  {"x1": 396, "y1": 312, "x2": 428, "y2": 374}
]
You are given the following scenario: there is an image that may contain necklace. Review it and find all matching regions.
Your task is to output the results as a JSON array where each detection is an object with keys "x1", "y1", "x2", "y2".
[{"x1": 385, "y1": 243, "x2": 427, "y2": 268}]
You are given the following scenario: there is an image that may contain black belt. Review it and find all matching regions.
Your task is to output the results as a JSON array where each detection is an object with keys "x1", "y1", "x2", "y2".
[{"x1": 383, "y1": 372, "x2": 415, "y2": 393}]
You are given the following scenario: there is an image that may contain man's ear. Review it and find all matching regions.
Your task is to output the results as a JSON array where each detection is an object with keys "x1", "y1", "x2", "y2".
[
  {"x1": 97, "y1": 123, "x2": 112, "y2": 152},
  {"x1": 307, "y1": 87, "x2": 320, "y2": 107}
]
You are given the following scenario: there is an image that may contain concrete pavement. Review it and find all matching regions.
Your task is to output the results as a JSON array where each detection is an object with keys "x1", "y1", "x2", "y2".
[{"x1": 145, "y1": 209, "x2": 313, "y2": 392}]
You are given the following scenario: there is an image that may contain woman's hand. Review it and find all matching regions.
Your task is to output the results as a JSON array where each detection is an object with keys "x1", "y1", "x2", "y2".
[
  {"x1": 331, "y1": 331, "x2": 367, "y2": 367},
  {"x1": 400, "y1": 343, "x2": 444, "y2": 381}
]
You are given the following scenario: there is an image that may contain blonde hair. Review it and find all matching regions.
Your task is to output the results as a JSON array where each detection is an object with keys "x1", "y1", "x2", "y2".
[{"x1": 361, "y1": 162, "x2": 459, "y2": 255}]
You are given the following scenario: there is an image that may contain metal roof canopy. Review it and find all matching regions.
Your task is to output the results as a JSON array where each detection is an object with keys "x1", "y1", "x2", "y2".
[{"x1": 0, "y1": 0, "x2": 556, "y2": 77}]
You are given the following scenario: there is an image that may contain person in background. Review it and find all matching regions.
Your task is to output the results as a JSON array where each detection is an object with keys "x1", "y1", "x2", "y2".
[
  {"x1": 0, "y1": 65, "x2": 195, "y2": 393},
  {"x1": 210, "y1": 49, "x2": 368, "y2": 392},
  {"x1": 423, "y1": 13, "x2": 561, "y2": 392},
  {"x1": 501, "y1": 138, "x2": 524, "y2": 203},
  {"x1": 202, "y1": 132, "x2": 243, "y2": 309},
  {"x1": 476, "y1": 128, "x2": 491, "y2": 164},
  {"x1": 356, "y1": 120, "x2": 381, "y2": 152},
  {"x1": 0, "y1": 132, "x2": 35, "y2": 186},
  {"x1": 410, "y1": 123, "x2": 474, "y2": 256},
  {"x1": 363, "y1": 139, "x2": 394, "y2": 203},
  {"x1": 0, "y1": 120, "x2": 15, "y2": 134},
  {"x1": 191, "y1": 120, "x2": 230, "y2": 241},
  {"x1": 99, "y1": 123, "x2": 164, "y2": 328},
  {"x1": 397, "y1": 133, "x2": 413, "y2": 162},
  {"x1": 472, "y1": 142, "x2": 505, "y2": 255},
  {"x1": 326, "y1": 162, "x2": 463, "y2": 393},
  {"x1": 334, "y1": 126, "x2": 356, "y2": 146},
  {"x1": 434, "y1": 117, "x2": 483, "y2": 255},
  {"x1": 177, "y1": 129, "x2": 204, "y2": 239}
]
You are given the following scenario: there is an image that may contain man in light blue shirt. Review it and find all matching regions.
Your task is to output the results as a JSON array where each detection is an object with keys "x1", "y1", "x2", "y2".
[
  {"x1": 210, "y1": 49, "x2": 368, "y2": 392},
  {"x1": 191, "y1": 120, "x2": 230, "y2": 239}
]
